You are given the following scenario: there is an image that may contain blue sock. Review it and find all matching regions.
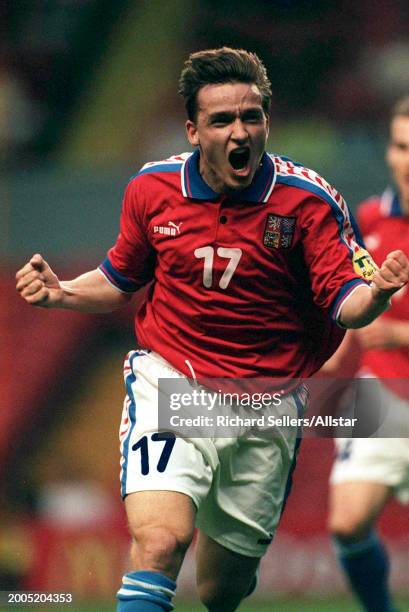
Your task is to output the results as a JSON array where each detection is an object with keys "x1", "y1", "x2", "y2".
[
  {"x1": 334, "y1": 531, "x2": 396, "y2": 612},
  {"x1": 116, "y1": 570, "x2": 176, "y2": 611}
]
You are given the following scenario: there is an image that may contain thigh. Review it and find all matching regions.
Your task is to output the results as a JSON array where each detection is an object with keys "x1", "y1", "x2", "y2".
[
  {"x1": 331, "y1": 437, "x2": 409, "y2": 502},
  {"x1": 197, "y1": 386, "x2": 306, "y2": 558},
  {"x1": 196, "y1": 531, "x2": 259, "y2": 607},
  {"x1": 328, "y1": 480, "x2": 392, "y2": 536},
  {"x1": 125, "y1": 490, "x2": 196, "y2": 578},
  {"x1": 125, "y1": 489, "x2": 196, "y2": 535}
]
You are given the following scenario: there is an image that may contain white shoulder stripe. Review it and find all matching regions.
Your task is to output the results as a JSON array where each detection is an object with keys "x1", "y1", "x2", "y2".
[
  {"x1": 140, "y1": 152, "x2": 192, "y2": 172},
  {"x1": 272, "y1": 155, "x2": 360, "y2": 254},
  {"x1": 274, "y1": 155, "x2": 343, "y2": 205}
]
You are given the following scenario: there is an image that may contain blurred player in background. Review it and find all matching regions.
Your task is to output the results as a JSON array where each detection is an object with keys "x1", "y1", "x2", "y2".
[
  {"x1": 328, "y1": 96, "x2": 409, "y2": 612},
  {"x1": 16, "y1": 49, "x2": 409, "y2": 612}
]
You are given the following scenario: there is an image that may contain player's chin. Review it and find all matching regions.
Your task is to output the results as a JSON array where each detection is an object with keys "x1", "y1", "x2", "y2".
[
  {"x1": 225, "y1": 175, "x2": 252, "y2": 191},
  {"x1": 227, "y1": 167, "x2": 256, "y2": 189}
]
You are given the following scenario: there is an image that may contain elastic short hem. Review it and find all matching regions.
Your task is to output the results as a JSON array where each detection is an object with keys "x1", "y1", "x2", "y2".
[
  {"x1": 122, "y1": 484, "x2": 201, "y2": 511},
  {"x1": 330, "y1": 472, "x2": 409, "y2": 505},
  {"x1": 330, "y1": 470, "x2": 403, "y2": 488},
  {"x1": 198, "y1": 527, "x2": 268, "y2": 559}
]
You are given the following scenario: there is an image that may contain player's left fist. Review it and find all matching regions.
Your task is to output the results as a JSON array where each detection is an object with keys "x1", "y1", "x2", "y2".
[{"x1": 371, "y1": 249, "x2": 409, "y2": 298}]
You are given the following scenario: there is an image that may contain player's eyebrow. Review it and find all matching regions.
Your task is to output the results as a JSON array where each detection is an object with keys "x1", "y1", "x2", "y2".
[{"x1": 208, "y1": 108, "x2": 264, "y2": 123}]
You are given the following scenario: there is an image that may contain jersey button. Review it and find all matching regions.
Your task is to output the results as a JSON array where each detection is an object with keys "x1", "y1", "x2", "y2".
[{"x1": 220, "y1": 215, "x2": 228, "y2": 224}]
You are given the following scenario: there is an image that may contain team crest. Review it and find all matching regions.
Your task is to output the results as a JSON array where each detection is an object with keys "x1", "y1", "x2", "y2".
[
  {"x1": 352, "y1": 247, "x2": 378, "y2": 280},
  {"x1": 263, "y1": 214, "x2": 296, "y2": 249}
]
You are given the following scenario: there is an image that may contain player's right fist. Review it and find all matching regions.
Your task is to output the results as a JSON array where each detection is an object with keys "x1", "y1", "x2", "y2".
[{"x1": 15, "y1": 254, "x2": 63, "y2": 307}]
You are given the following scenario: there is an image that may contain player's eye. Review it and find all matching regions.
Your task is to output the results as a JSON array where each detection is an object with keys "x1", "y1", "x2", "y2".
[
  {"x1": 242, "y1": 111, "x2": 264, "y2": 123},
  {"x1": 210, "y1": 114, "x2": 234, "y2": 126},
  {"x1": 393, "y1": 141, "x2": 409, "y2": 151}
]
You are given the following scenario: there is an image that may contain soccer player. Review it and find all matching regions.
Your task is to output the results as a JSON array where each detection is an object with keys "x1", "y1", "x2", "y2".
[
  {"x1": 16, "y1": 49, "x2": 409, "y2": 612},
  {"x1": 328, "y1": 96, "x2": 409, "y2": 612}
]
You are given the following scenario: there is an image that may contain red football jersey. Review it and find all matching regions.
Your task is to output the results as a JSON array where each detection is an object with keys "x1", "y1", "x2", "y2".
[
  {"x1": 99, "y1": 151, "x2": 370, "y2": 381},
  {"x1": 357, "y1": 188, "x2": 409, "y2": 387}
]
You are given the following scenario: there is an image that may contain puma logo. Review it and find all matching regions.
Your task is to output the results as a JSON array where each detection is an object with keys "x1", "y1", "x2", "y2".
[
  {"x1": 168, "y1": 221, "x2": 183, "y2": 234},
  {"x1": 153, "y1": 221, "x2": 183, "y2": 237}
]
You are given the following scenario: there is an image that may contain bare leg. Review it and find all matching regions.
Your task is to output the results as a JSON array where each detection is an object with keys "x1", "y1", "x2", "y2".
[
  {"x1": 328, "y1": 481, "x2": 395, "y2": 612},
  {"x1": 125, "y1": 490, "x2": 196, "y2": 580},
  {"x1": 196, "y1": 531, "x2": 260, "y2": 612},
  {"x1": 328, "y1": 481, "x2": 391, "y2": 540}
]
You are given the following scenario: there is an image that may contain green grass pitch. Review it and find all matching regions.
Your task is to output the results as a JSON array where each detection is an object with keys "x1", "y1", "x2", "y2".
[{"x1": 6, "y1": 595, "x2": 409, "y2": 611}]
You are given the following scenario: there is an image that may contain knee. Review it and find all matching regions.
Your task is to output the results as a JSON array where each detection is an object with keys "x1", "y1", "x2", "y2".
[
  {"x1": 129, "y1": 524, "x2": 193, "y2": 574},
  {"x1": 328, "y1": 511, "x2": 371, "y2": 541}
]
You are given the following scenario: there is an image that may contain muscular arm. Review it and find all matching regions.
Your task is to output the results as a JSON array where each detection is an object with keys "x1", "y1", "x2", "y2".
[
  {"x1": 59, "y1": 269, "x2": 133, "y2": 312},
  {"x1": 339, "y1": 250, "x2": 409, "y2": 328},
  {"x1": 16, "y1": 254, "x2": 133, "y2": 313}
]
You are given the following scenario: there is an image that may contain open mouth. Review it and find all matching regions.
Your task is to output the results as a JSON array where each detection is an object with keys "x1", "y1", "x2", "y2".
[{"x1": 228, "y1": 147, "x2": 250, "y2": 171}]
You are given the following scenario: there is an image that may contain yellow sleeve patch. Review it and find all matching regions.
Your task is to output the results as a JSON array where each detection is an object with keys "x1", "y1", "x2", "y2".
[{"x1": 352, "y1": 247, "x2": 378, "y2": 281}]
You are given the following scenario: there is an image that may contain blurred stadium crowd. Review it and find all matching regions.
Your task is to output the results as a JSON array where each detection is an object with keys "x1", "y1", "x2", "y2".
[
  {"x1": 2, "y1": 1, "x2": 409, "y2": 166},
  {"x1": 2, "y1": 0, "x2": 409, "y2": 604}
]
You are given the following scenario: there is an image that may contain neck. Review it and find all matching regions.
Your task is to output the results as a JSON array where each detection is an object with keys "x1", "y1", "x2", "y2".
[{"x1": 199, "y1": 161, "x2": 223, "y2": 193}]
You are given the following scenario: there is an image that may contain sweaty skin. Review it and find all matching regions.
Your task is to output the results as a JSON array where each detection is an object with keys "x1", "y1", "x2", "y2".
[{"x1": 186, "y1": 82, "x2": 269, "y2": 193}]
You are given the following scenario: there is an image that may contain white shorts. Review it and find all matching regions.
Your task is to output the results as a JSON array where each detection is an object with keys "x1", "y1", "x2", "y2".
[
  {"x1": 330, "y1": 437, "x2": 409, "y2": 504},
  {"x1": 119, "y1": 349, "x2": 307, "y2": 557},
  {"x1": 330, "y1": 378, "x2": 409, "y2": 504}
]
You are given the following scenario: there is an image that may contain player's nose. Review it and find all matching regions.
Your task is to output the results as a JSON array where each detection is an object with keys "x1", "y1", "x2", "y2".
[{"x1": 231, "y1": 119, "x2": 248, "y2": 142}]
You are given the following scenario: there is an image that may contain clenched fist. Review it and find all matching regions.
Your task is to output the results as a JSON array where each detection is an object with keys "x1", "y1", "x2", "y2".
[
  {"x1": 371, "y1": 250, "x2": 409, "y2": 298},
  {"x1": 15, "y1": 254, "x2": 64, "y2": 307}
]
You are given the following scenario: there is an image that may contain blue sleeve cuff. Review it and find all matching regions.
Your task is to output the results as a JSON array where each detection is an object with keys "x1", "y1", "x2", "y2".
[
  {"x1": 330, "y1": 278, "x2": 370, "y2": 322},
  {"x1": 99, "y1": 257, "x2": 139, "y2": 293}
]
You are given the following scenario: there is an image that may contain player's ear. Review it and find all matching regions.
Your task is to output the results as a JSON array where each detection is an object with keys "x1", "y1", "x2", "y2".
[{"x1": 186, "y1": 120, "x2": 200, "y2": 147}]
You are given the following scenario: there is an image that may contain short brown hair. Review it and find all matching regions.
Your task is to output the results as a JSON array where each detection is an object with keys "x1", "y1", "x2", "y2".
[
  {"x1": 391, "y1": 96, "x2": 409, "y2": 120},
  {"x1": 178, "y1": 47, "x2": 272, "y2": 121}
]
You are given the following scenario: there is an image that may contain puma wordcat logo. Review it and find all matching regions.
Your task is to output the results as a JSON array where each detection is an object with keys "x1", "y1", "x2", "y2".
[{"x1": 154, "y1": 221, "x2": 183, "y2": 237}]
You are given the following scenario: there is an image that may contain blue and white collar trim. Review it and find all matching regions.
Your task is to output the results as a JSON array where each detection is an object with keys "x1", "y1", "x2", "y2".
[{"x1": 181, "y1": 149, "x2": 276, "y2": 202}]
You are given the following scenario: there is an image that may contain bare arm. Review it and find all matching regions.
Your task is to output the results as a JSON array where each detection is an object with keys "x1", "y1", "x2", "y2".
[
  {"x1": 16, "y1": 253, "x2": 133, "y2": 313},
  {"x1": 339, "y1": 250, "x2": 409, "y2": 328},
  {"x1": 356, "y1": 318, "x2": 409, "y2": 350}
]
